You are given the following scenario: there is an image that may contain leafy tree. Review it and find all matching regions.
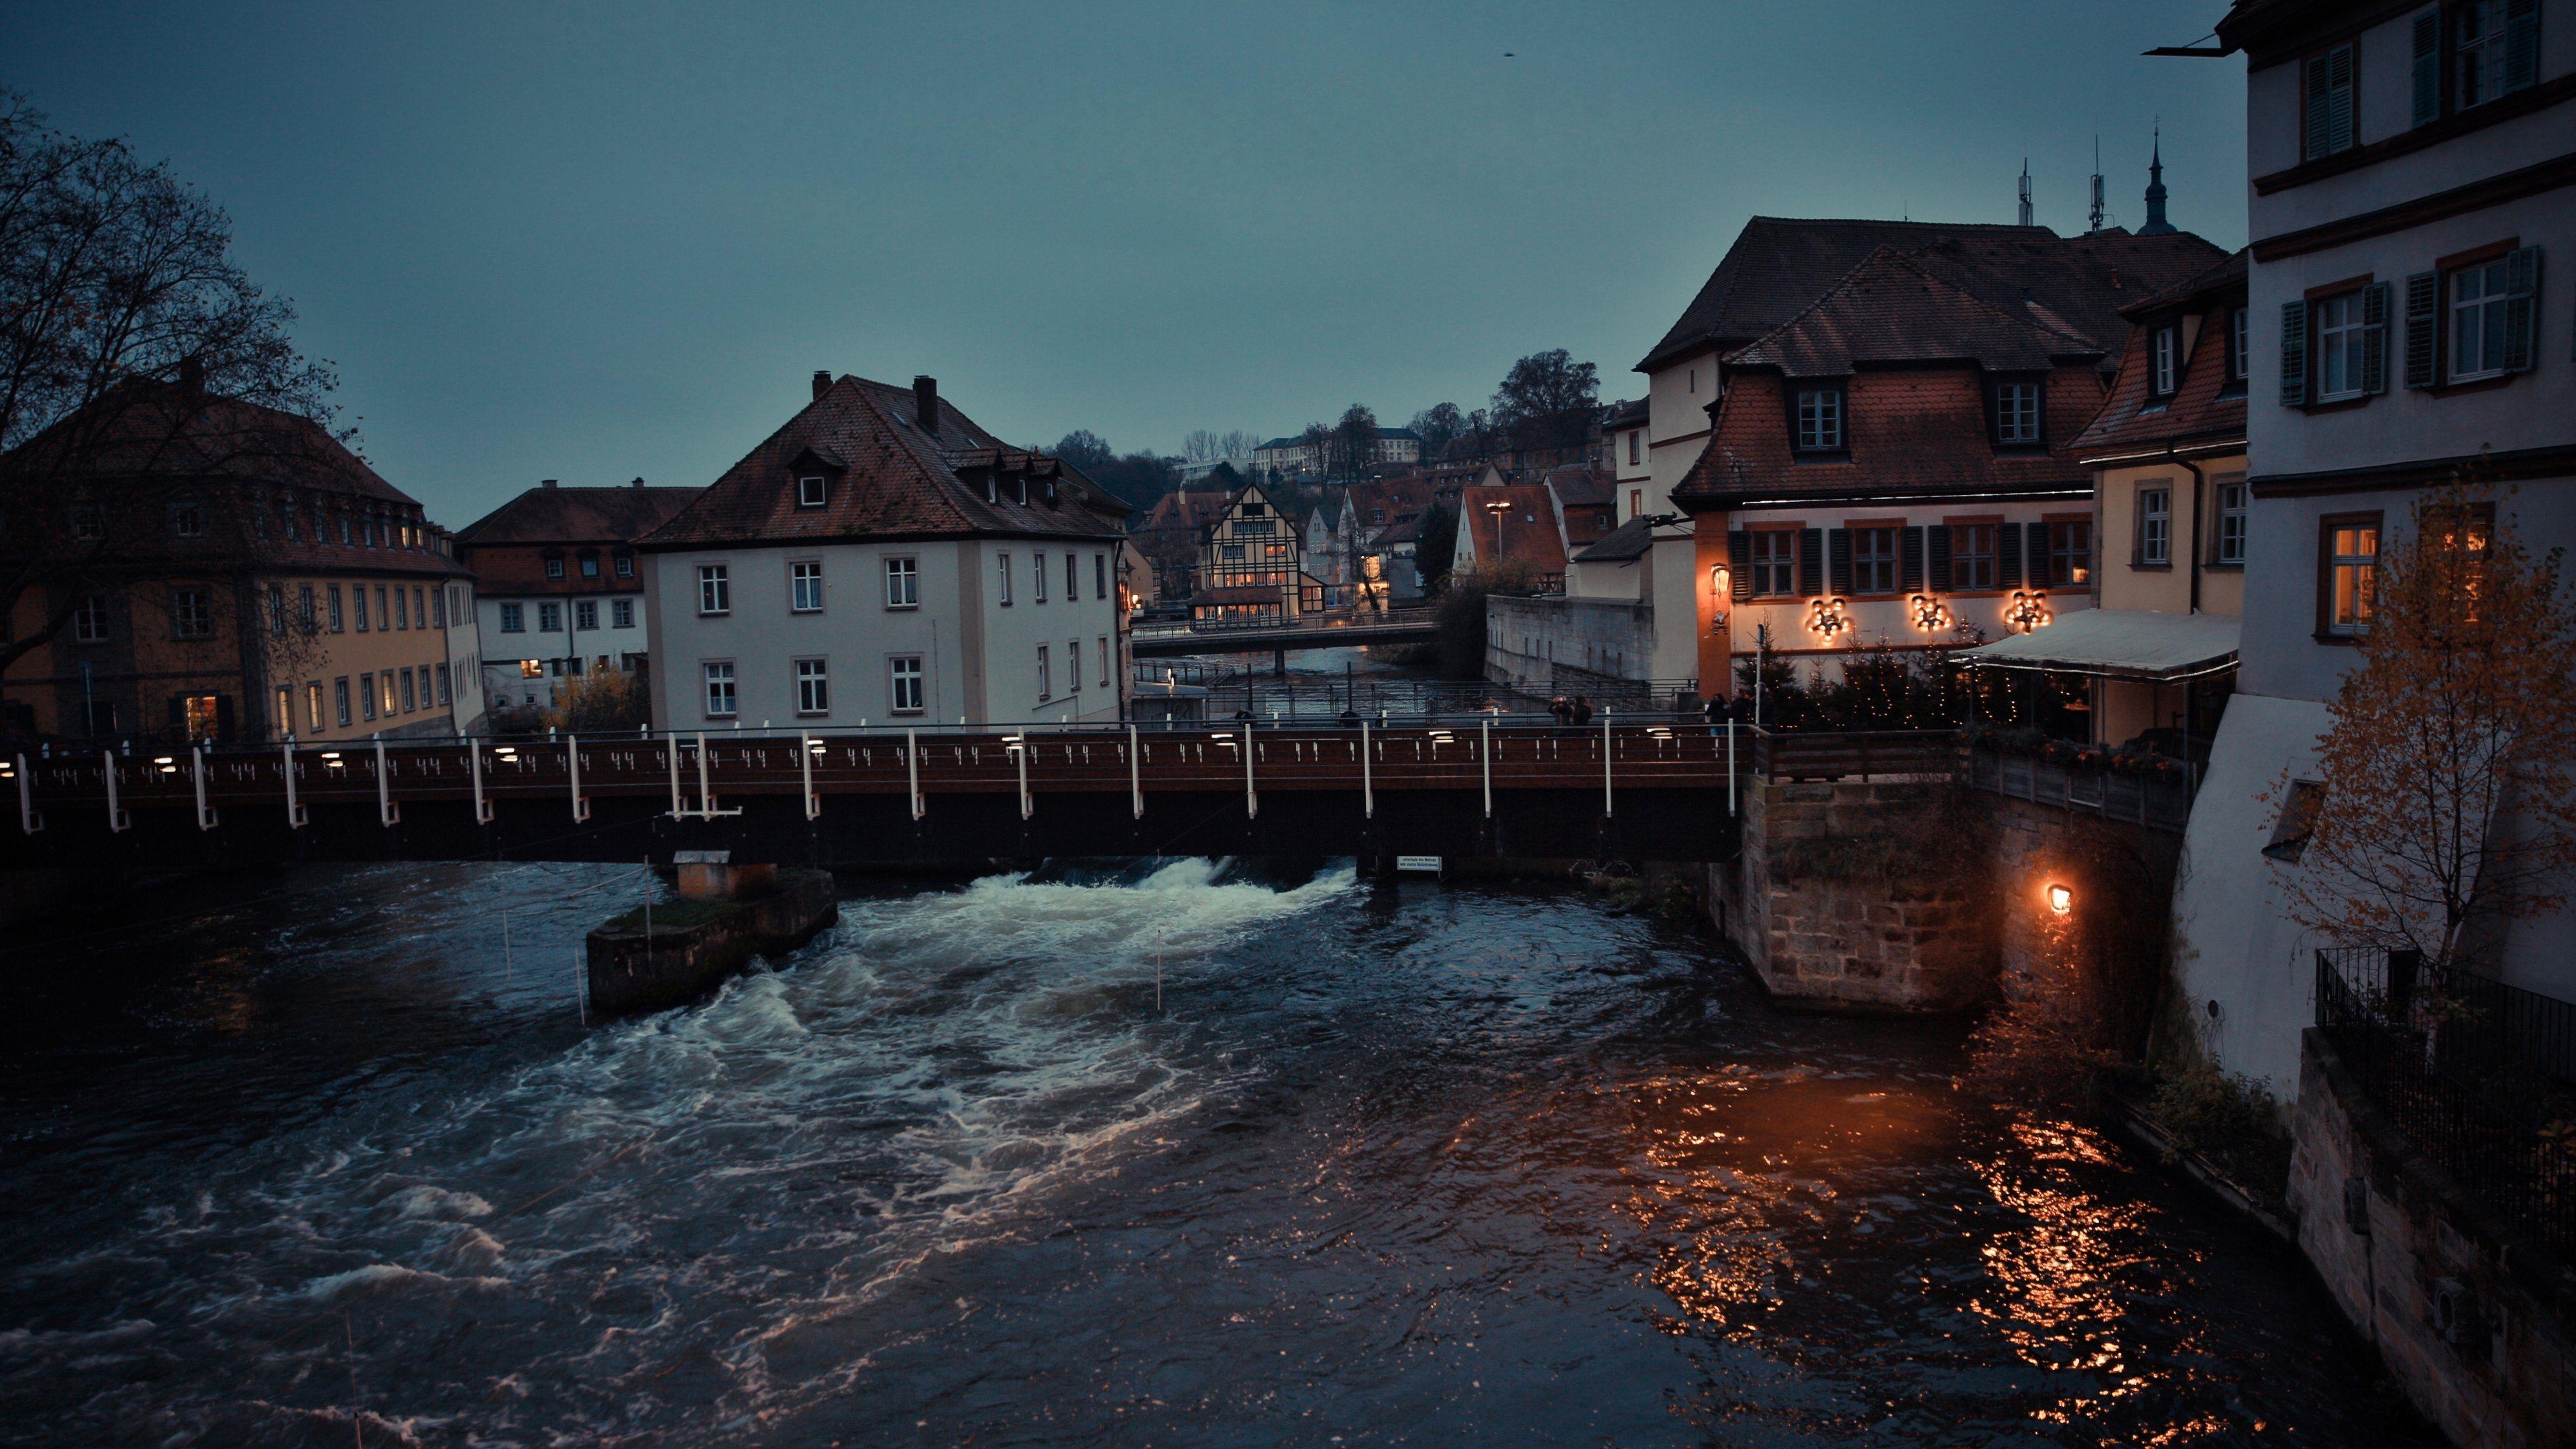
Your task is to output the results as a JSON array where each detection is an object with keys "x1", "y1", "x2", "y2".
[
  {"x1": 1332, "y1": 402, "x2": 1378, "y2": 481},
  {"x1": 1414, "y1": 498, "x2": 1458, "y2": 594},
  {"x1": 1410, "y1": 402, "x2": 1467, "y2": 460},
  {"x1": 2277, "y1": 483, "x2": 2576, "y2": 969},
  {"x1": 1491, "y1": 349, "x2": 1599, "y2": 454},
  {"x1": 1051, "y1": 429, "x2": 1114, "y2": 474},
  {"x1": 542, "y1": 668, "x2": 649, "y2": 734}
]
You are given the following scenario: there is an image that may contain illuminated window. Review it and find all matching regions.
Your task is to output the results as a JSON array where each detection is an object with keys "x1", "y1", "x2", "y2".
[{"x1": 2324, "y1": 517, "x2": 2379, "y2": 637}]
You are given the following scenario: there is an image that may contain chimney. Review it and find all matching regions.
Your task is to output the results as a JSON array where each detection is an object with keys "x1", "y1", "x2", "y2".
[
  {"x1": 914, "y1": 375, "x2": 938, "y2": 433},
  {"x1": 541, "y1": 478, "x2": 558, "y2": 490},
  {"x1": 812, "y1": 370, "x2": 833, "y2": 401}
]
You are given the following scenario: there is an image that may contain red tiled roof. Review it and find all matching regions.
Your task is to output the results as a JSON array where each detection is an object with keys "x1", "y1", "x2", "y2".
[
  {"x1": 1727, "y1": 248, "x2": 2102, "y2": 377},
  {"x1": 457, "y1": 485, "x2": 702, "y2": 547},
  {"x1": 641, "y1": 375, "x2": 1128, "y2": 549},
  {"x1": 1673, "y1": 369, "x2": 2101, "y2": 508},
  {"x1": 1461, "y1": 484, "x2": 1568, "y2": 575},
  {"x1": 2068, "y1": 252, "x2": 2249, "y2": 460}
]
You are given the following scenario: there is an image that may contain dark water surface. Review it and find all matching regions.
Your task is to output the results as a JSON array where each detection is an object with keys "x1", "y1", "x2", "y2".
[{"x1": 1, "y1": 860, "x2": 2428, "y2": 1447}]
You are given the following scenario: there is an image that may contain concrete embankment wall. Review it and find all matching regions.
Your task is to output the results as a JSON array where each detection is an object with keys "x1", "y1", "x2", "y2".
[{"x1": 2290, "y1": 1028, "x2": 2576, "y2": 1449}]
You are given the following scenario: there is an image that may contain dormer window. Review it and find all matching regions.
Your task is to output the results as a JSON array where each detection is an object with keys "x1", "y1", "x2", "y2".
[
  {"x1": 1792, "y1": 386, "x2": 1844, "y2": 452},
  {"x1": 1993, "y1": 379, "x2": 2043, "y2": 446},
  {"x1": 2150, "y1": 326, "x2": 2179, "y2": 397},
  {"x1": 545, "y1": 555, "x2": 566, "y2": 580},
  {"x1": 985, "y1": 473, "x2": 998, "y2": 503},
  {"x1": 579, "y1": 553, "x2": 600, "y2": 578},
  {"x1": 614, "y1": 553, "x2": 634, "y2": 578},
  {"x1": 798, "y1": 475, "x2": 828, "y2": 508},
  {"x1": 1015, "y1": 476, "x2": 1029, "y2": 506}
]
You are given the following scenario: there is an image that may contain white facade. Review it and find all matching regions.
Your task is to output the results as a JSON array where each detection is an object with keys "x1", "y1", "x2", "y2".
[
  {"x1": 478, "y1": 586, "x2": 650, "y2": 714},
  {"x1": 2174, "y1": 0, "x2": 2575, "y2": 1094},
  {"x1": 644, "y1": 537, "x2": 1127, "y2": 729},
  {"x1": 440, "y1": 579, "x2": 488, "y2": 733}
]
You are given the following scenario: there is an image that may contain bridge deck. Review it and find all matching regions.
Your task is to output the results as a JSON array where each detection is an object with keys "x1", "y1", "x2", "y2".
[{"x1": 2, "y1": 722, "x2": 1747, "y2": 868}]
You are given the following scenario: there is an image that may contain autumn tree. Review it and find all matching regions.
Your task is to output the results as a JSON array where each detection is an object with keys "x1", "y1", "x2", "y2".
[{"x1": 2279, "y1": 483, "x2": 2576, "y2": 969}]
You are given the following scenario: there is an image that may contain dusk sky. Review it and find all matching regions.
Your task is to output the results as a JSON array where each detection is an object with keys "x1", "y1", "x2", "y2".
[{"x1": 5, "y1": 2, "x2": 2243, "y2": 528}]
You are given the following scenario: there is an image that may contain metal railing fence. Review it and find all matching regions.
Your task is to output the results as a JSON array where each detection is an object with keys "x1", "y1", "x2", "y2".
[{"x1": 2315, "y1": 946, "x2": 2576, "y2": 1257}]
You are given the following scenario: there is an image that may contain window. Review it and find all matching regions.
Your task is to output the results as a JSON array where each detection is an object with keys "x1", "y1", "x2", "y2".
[
  {"x1": 1036, "y1": 644, "x2": 1051, "y2": 700},
  {"x1": 1748, "y1": 531, "x2": 1796, "y2": 596},
  {"x1": 575, "y1": 599, "x2": 598, "y2": 631},
  {"x1": 267, "y1": 586, "x2": 287, "y2": 637},
  {"x1": 1952, "y1": 524, "x2": 1998, "y2": 590},
  {"x1": 281, "y1": 501, "x2": 298, "y2": 541},
  {"x1": 400, "y1": 669, "x2": 417, "y2": 712},
  {"x1": 795, "y1": 657, "x2": 829, "y2": 715},
  {"x1": 890, "y1": 655, "x2": 924, "y2": 713},
  {"x1": 307, "y1": 682, "x2": 324, "y2": 734},
  {"x1": 78, "y1": 699, "x2": 116, "y2": 736},
  {"x1": 70, "y1": 502, "x2": 103, "y2": 541},
  {"x1": 570, "y1": 554, "x2": 594, "y2": 580},
  {"x1": 612, "y1": 598, "x2": 635, "y2": 628},
  {"x1": 1794, "y1": 388, "x2": 1843, "y2": 451},
  {"x1": 429, "y1": 586, "x2": 443, "y2": 629},
  {"x1": 703, "y1": 661, "x2": 737, "y2": 716},
  {"x1": 1221, "y1": 543, "x2": 1244, "y2": 563},
  {"x1": 545, "y1": 556, "x2": 566, "y2": 580},
  {"x1": 337, "y1": 513, "x2": 352, "y2": 545},
  {"x1": 328, "y1": 584, "x2": 345, "y2": 633},
  {"x1": 394, "y1": 588, "x2": 409, "y2": 630},
  {"x1": 2455, "y1": 0, "x2": 2516, "y2": 109},
  {"x1": 2137, "y1": 486, "x2": 2171, "y2": 566},
  {"x1": 1629, "y1": 488, "x2": 1643, "y2": 519},
  {"x1": 615, "y1": 554, "x2": 634, "y2": 578},
  {"x1": 2214, "y1": 476, "x2": 2249, "y2": 566},
  {"x1": 2044, "y1": 521, "x2": 2093, "y2": 588},
  {"x1": 1034, "y1": 553, "x2": 1048, "y2": 603},
  {"x1": 2304, "y1": 41, "x2": 2355, "y2": 160},
  {"x1": 538, "y1": 602, "x2": 562, "y2": 633},
  {"x1": 1065, "y1": 553, "x2": 1079, "y2": 601},
  {"x1": 2231, "y1": 307, "x2": 2250, "y2": 384},
  {"x1": 1851, "y1": 527, "x2": 1899, "y2": 594},
  {"x1": 180, "y1": 694, "x2": 221, "y2": 741},
  {"x1": 380, "y1": 673, "x2": 398, "y2": 717},
  {"x1": 334, "y1": 678, "x2": 352, "y2": 727},
  {"x1": 173, "y1": 588, "x2": 213, "y2": 638},
  {"x1": 2323, "y1": 517, "x2": 2379, "y2": 637},
  {"x1": 360, "y1": 673, "x2": 377, "y2": 721},
  {"x1": 378, "y1": 587, "x2": 391, "y2": 633},
  {"x1": 1094, "y1": 553, "x2": 1108, "y2": 599},
  {"x1": 798, "y1": 475, "x2": 828, "y2": 508},
  {"x1": 1627, "y1": 431, "x2": 1641, "y2": 466},
  {"x1": 1995, "y1": 380, "x2": 2042, "y2": 443},
  {"x1": 2150, "y1": 328, "x2": 2178, "y2": 396},
  {"x1": 885, "y1": 556, "x2": 918, "y2": 608},
  {"x1": 1067, "y1": 639, "x2": 1082, "y2": 692},
  {"x1": 1099, "y1": 635, "x2": 1111, "y2": 688},
  {"x1": 520, "y1": 659, "x2": 543, "y2": 679},
  {"x1": 73, "y1": 594, "x2": 109, "y2": 643},
  {"x1": 791, "y1": 560, "x2": 824, "y2": 612},
  {"x1": 698, "y1": 564, "x2": 731, "y2": 615},
  {"x1": 298, "y1": 584, "x2": 316, "y2": 629},
  {"x1": 354, "y1": 587, "x2": 370, "y2": 632},
  {"x1": 2314, "y1": 289, "x2": 2371, "y2": 401},
  {"x1": 2450, "y1": 256, "x2": 2514, "y2": 380},
  {"x1": 997, "y1": 553, "x2": 1012, "y2": 604},
  {"x1": 172, "y1": 499, "x2": 205, "y2": 537},
  {"x1": 500, "y1": 602, "x2": 525, "y2": 633},
  {"x1": 436, "y1": 664, "x2": 451, "y2": 705}
]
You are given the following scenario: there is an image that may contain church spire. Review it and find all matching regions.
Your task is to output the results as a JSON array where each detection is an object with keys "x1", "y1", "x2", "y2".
[{"x1": 2139, "y1": 129, "x2": 2176, "y2": 234}]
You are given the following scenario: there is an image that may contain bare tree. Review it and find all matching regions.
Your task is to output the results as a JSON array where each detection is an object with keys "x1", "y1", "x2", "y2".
[
  {"x1": 1217, "y1": 429, "x2": 1256, "y2": 462},
  {"x1": 1051, "y1": 430, "x2": 1114, "y2": 474},
  {"x1": 1180, "y1": 429, "x2": 1221, "y2": 465},
  {"x1": 2277, "y1": 484, "x2": 2576, "y2": 968},
  {"x1": 0, "y1": 92, "x2": 341, "y2": 688},
  {"x1": 1298, "y1": 421, "x2": 1332, "y2": 481},
  {"x1": 1410, "y1": 402, "x2": 1466, "y2": 460},
  {"x1": 1332, "y1": 403, "x2": 1379, "y2": 482}
]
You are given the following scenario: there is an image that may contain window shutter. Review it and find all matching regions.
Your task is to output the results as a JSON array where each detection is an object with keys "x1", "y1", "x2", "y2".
[
  {"x1": 1727, "y1": 530, "x2": 1752, "y2": 600},
  {"x1": 1900, "y1": 527, "x2": 1924, "y2": 592},
  {"x1": 2305, "y1": 54, "x2": 2332, "y2": 160},
  {"x1": 1927, "y1": 525, "x2": 1952, "y2": 592},
  {"x1": 2328, "y1": 46, "x2": 2355, "y2": 153},
  {"x1": 2361, "y1": 280, "x2": 2391, "y2": 394},
  {"x1": 2412, "y1": 11, "x2": 2442, "y2": 126},
  {"x1": 1827, "y1": 529, "x2": 1852, "y2": 596},
  {"x1": 2502, "y1": 246, "x2": 2541, "y2": 372},
  {"x1": 2280, "y1": 299, "x2": 2310, "y2": 407},
  {"x1": 216, "y1": 694, "x2": 235, "y2": 743},
  {"x1": 1799, "y1": 528, "x2": 1824, "y2": 597},
  {"x1": 2504, "y1": 0, "x2": 2539, "y2": 93},
  {"x1": 2404, "y1": 271, "x2": 2441, "y2": 388},
  {"x1": 1999, "y1": 524, "x2": 2025, "y2": 589}
]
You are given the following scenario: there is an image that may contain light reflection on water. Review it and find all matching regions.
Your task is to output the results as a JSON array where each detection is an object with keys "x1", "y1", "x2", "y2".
[{"x1": 0, "y1": 859, "x2": 2426, "y2": 1446}]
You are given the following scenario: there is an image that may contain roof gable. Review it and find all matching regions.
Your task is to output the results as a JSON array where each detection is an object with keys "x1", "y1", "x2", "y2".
[{"x1": 1726, "y1": 248, "x2": 2103, "y2": 377}]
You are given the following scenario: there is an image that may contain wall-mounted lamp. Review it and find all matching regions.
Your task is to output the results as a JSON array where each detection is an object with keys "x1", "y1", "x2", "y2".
[{"x1": 2046, "y1": 883, "x2": 2073, "y2": 915}]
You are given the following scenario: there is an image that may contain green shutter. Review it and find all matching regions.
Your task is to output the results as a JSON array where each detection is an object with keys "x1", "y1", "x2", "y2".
[
  {"x1": 1799, "y1": 529, "x2": 1824, "y2": 598},
  {"x1": 2504, "y1": 0, "x2": 2539, "y2": 93},
  {"x1": 2280, "y1": 299, "x2": 2310, "y2": 407},
  {"x1": 1927, "y1": 525, "x2": 1952, "y2": 592},
  {"x1": 2502, "y1": 246, "x2": 2541, "y2": 373},
  {"x1": 2404, "y1": 272, "x2": 2441, "y2": 388},
  {"x1": 2361, "y1": 280, "x2": 2390, "y2": 394},
  {"x1": 1999, "y1": 523, "x2": 2024, "y2": 589},
  {"x1": 1827, "y1": 529, "x2": 1852, "y2": 596},
  {"x1": 2412, "y1": 11, "x2": 2442, "y2": 126},
  {"x1": 1727, "y1": 530, "x2": 1752, "y2": 600},
  {"x1": 1900, "y1": 527, "x2": 1924, "y2": 593}
]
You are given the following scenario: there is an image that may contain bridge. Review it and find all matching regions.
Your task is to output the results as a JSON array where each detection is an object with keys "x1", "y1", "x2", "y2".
[
  {"x1": 1128, "y1": 608, "x2": 1442, "y2": 668},
  {"x1": 0, "y1": 720, "x2": 1744, "y2": 871}
]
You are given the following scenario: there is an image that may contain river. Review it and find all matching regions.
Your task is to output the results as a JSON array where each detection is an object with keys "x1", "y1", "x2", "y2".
[{"x1": 0, "y1": 860, "x2": 2429, "y2": 1446}]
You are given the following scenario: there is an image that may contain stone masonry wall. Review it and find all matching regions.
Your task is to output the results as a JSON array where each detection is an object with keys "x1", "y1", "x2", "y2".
[
  {"x1": 1707, "y1": 775, "x2": 1996, "y2": 1011},
  {"x1": 2290, "y1": 1028, "x2": 2576, "y2": 1449}
]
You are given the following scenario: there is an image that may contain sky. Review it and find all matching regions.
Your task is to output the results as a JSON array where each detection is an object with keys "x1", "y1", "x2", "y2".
[{"x1": 4, "y1": 2, "x2": 2245, "y2": 529}]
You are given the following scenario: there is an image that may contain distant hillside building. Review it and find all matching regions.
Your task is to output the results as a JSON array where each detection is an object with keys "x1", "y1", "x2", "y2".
[
  {"x1": 455, "y1": 479, "x2": 701, "y2": 718},
  {"x1": 1251, "y1": 427, "x2": 1421, "y2": 479}
]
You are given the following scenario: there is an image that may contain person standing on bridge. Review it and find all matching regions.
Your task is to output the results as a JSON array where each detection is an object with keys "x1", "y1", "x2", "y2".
[{"x1": 1571, "y1": 696, "x2": 1594, "y2": 727}]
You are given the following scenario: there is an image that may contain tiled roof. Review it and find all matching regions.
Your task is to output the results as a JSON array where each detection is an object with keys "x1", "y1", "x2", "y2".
[
  {"x1": 457, "y1": 485, "x2": 703, "y2": 547},
  {"x1": 1542, "y1": 462, "x2": 1615, "y2": 508},
  {"x1": 1672, "y1": 369, "x2": 2100, "y2": 508},
  {"x1": 1573, "y1": 515, "x2": 1656, "y2": 563},
  {"x1": 1135, "y1": 487, "x2": 1232, "y2": 536},
  {"x1": 1638, "y1": 217, "x2": 2226, "y2": 374},
  {"x1": 2121, "y1": 247, "x2": 2248, "y2": 319},
  {"x1": 641, "y1": 375, "x2": 1129, "y2": 549},
  {"x1": 1727, "y1": 248, "x2": 2103, "y2": 377},
  {"x1": 2068, "y1": 254, "x2": 2249, "y2": 460},
  {"x1": 1460, "y1": 483, "x2": 1567, "y2": 575}
]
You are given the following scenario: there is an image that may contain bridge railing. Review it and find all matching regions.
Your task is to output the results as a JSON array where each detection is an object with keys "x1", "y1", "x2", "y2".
[{"x1": 1745, "y1": 727, "x2": 1964, "y2": 782}]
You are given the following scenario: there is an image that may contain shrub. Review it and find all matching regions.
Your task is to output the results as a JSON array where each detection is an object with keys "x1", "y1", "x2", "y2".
[
  {"x1": 2143, "y1": 1061, "x2": 2292, "y2": 1205},
  {"x1": 541, "y1": 669, "x2": 649, "y2": 734}
]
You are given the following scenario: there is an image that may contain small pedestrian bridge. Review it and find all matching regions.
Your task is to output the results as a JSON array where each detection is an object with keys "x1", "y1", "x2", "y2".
[
  {"x1": 1127, "y1": 608, "x2": 1442, "y2": 664},
  {"x1": 0, "y1": 719, "x2": 1747, "y2": 870}
]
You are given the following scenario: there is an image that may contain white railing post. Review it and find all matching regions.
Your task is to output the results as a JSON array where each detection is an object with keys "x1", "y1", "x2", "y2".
[
  {"x1": 906, "y1": 727, "x2": 925, "y2": 820},
  {"x1": 1017, "y1": 730, "x2": 1033, "y2": 820},
  {"x1": 15, "y1": 754, "x2": 40, "y2": 836},
  {"x1": 374, "y1": 736, "x2": 400, "y2": 826},
  {"x1": 568, "y1": 733, "x2": 590, "y2": 822},
  {"x1": 1242, "y1": 720, "x2": 1256, "y2": 820},
  {"x1": 1128, "y1": 723, "x2": 1143, "y2": 820},
  {"x1": 1360, "y1": 717, "x2": 1373, "y2": 820},
  {"x1": 1601, "y1": 713, "x2": 1613, "y2": 818},
  {"x1": 696, "y1": 731, "x2": 712, "y2": 816},
  {"x1": 192, "y1": 745, "x2": 219, "y2": 831},
  {"x1": 1727, "y1": 719, "x2": 1737, "y2": 817},
  {"x1": 665, "y1": 731, "x2": 684, "y2": 818},
  {"x1": 470, "y1": 739, "x2": 492, "y2": 824},
  {"x1": 283, "y1": 741, "x2": 310, "y2": 828},
  {"x1": 802, "y1": 730, "x2": 820, "y2": 820},
  {"x1": 1480, "y1": 716, "x2": 1492, "y2": 819},
  {"x1": 102, "y1": 749, "x2": 129, "y2": 833}
]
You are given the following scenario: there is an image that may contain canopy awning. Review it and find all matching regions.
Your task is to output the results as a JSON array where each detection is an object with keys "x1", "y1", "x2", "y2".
[{"x1": 1957, "y1": 608, "x2": 2239, "y2": 681}]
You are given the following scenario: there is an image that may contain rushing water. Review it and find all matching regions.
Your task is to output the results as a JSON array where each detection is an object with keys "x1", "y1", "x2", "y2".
[{"x1": 1, "y1": 860, "x2": 2429, "y2": 1448}]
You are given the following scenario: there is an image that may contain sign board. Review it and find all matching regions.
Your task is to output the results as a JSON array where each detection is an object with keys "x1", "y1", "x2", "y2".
[{"x1": 1395, "y1": 855, "x2": 1442, "y2": 875}]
